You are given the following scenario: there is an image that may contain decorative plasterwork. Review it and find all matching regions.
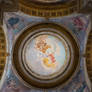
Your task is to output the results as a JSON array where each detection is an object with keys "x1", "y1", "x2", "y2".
[
  {"x1": 19, "y1": 0, "x2": 87, "y2": 18},
  {"x1": 0, "y1": 27, "x2": 7, "y2": 80},
  {"x1": 12, "y1": 22, "x2": 80, "y2": 89},
  {"x1": 86, "y1": 29, "x2": 92, "y2": 85},
  {"x1": 0, "y1": 0, "x2": 18, "y2": 24},
  {"x1": 0, "y1": 0, "x2": 91, "y2": 24}
]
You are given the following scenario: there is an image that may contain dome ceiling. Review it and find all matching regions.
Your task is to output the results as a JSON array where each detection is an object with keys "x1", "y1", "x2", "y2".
[{"x1": 12, "y1": 22, "x2": 80, "y2": 89}]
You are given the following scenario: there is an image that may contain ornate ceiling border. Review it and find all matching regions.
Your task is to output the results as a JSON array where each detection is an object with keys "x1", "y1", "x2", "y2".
[
  {"x1": 0, "y1": 27, "x2": 7, "y2": 81},
  {"x1": 19, "y1": 0, "x2": 85, "y2": 18},
  {"x1": 86, "y1": 29, "x2": 92, "y2": 84},
  {"x1": 0, "y1": 0, "x2": 90, "y2": 24}
]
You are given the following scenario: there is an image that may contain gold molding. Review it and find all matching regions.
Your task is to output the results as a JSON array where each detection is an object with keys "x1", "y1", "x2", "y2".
[
  {"x1": 0, "y1": 27, "x2": 7, "y2": 80},
  {"x1": 86, "y1": 30, "x2": 92, "y2": 83},
  {"x1": 19, "y1": 0, "x2": 84, "y2": 18}
]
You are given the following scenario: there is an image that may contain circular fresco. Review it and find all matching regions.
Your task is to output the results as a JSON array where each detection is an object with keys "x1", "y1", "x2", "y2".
[
  {"x1": 23, "y1": 33, "x2": 70, "y2": 79},
  {"x1": 12, "y1": 23, "x2": 80, "y2": 89}
]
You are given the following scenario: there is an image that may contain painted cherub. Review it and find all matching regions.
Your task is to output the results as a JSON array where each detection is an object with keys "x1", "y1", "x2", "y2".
[{"x1": 35, "y1": 35, "x2": 51, "y2": 53}]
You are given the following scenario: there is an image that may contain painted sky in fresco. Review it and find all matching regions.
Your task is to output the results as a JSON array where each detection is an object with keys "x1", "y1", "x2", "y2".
[{"x1": 25, "y1": 35, "x2": 69, "y2": 76}]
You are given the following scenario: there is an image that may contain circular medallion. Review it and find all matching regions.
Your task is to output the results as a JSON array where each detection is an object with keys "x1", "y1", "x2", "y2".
[
  {"x1": 12, "y1": 23, "x2": 80, "y2": 89},
  {"x1": 23, "y1": 33, "x2": 70, "y2": 79}
]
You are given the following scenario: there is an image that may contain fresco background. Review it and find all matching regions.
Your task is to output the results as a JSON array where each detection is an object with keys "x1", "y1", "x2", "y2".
[{"x1": 0, "y1": 12, "x2": 91, "y2": 92}]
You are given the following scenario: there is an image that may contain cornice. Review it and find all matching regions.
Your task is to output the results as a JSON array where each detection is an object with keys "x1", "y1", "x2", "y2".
[
  {"x1": 0, "y1": 0, "x2": 90, "y2": 25},
  {"x1": 19, "y1": 0, "x2": 80, "y2": 18},
  {"x1": 19, "y1": 0, "x2": 90, "y2": 18}
]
